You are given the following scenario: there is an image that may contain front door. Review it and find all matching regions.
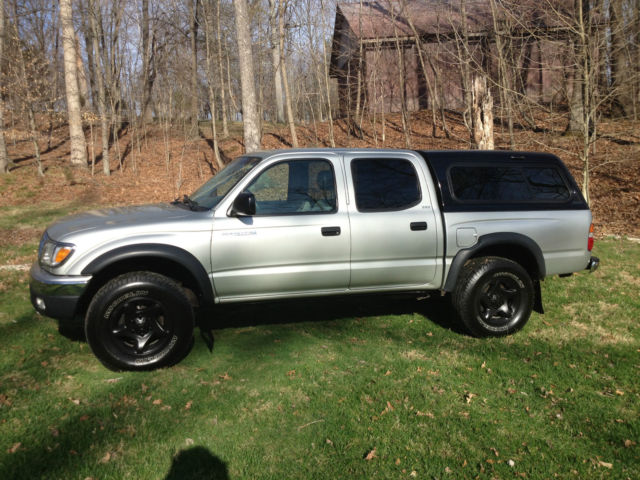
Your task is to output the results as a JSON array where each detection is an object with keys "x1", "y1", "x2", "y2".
[{"x1": 211, "y1": 154, "x2": 350, "y2": 301}]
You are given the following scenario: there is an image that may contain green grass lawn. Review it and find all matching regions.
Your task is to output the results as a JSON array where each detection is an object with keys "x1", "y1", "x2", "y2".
[{"x1": 0, "y1": 205, "x2": 638, "y2": 479}]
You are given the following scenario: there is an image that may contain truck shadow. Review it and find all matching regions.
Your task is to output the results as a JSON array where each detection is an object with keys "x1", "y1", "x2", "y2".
[{"x1": 198, "y1": 293, "x2": 467, "y2": 338}]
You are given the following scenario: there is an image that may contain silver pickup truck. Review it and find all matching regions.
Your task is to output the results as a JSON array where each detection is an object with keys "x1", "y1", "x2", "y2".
[{"x1": 29, "y1": 149, "x2": 599, "y2": 370}]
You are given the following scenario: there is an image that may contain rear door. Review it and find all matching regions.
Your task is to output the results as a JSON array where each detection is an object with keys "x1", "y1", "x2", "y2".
[
  {"x1": 344, "y1": 151, "x2": 439, "y2": 289},
  {"x1": 211, "y1": 153, "x2": 350, "y2": 300}
]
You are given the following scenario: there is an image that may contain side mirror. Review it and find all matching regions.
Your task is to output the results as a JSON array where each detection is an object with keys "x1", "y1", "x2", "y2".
[{"x1": 230, "y1": 192, "x2": 256, "y2": 216}]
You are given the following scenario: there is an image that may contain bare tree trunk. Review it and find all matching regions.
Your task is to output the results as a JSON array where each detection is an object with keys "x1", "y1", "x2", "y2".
[
  {"x1": 202, "y1": 0, "x2": 223, "y2": 170},
  {"x1": 609, "y1": 0, "x2": 631, "y2": 118},
  {"x1": 402, "y1": 0, "x2": 439, "y2": 137},
  {"x1": 489, "y1": 0, "x2": 514, "y2": 148},
  {"x1": 279, "y1": 0, "x2": 298, "y2": 147},
  {"x1": 233, "y1": 0, "x2": 261, "y2": 152},
  {"x1": 567, "y1": 41, "x2": 584, "y2": 134},
  {"x1": 0, "y1": 0, "x2": 9, "y2": 174},
  {"x1": 11, "y1": 1, "x2": 43, "y2": 176},
  {"x1": 472, "y1": 75, "x2": 494, "y2": 149},
  {"x1": 269, "y1": 0, "x2": 284, "y2": 123},
  {"x1": 189, "y1": 0, "x2": 199, "y2": 133},
  {"x1": 46, "y1": 18, "x2": 60, "y2": 151},
  {"x1": 75, "y1": 33, "x2": 90, "y2": 107},
  {"x1": 457, "y1": 0, "x2": 474, "y2": 146},
  {"x1": 215, "y1": 0, "x2": 229, "y2": 136},
  {"x1": 89, "y1": 0, "x2": 110, "y2": 175},
  {"x1": 60, "y1": 0, "x2": 87, "y2": 167},
  {"x1": 390, "y1": 3, "x2": 411, "y2": 148},
  {"x1": 140, "y1": 0, "x2": 156, "y2": 124}
]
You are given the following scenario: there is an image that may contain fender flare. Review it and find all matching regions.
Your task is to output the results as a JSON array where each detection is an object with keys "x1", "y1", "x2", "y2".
[
  {"x1": 443, "y1": 232, "x2": 546, "y2": 292},
  {"x1": 81, "y1": 244, "x2": 215, "y2": 307}
]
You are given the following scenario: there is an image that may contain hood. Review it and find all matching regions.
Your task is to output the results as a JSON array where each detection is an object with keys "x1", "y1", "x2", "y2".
[{"x1": 46, "y1": 203, "x2": 208, "y2": 242}]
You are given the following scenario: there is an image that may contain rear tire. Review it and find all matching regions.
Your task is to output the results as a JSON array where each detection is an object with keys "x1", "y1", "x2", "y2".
[
  {"x1": 453, "y1": 257, "x2": 534, "y2": 337},
  {"x1": 85, "y1": 272, "x2": 194, "y2": 371}
]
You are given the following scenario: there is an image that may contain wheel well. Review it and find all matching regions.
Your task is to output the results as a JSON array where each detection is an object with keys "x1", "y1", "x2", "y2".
[
  {"x1": 467, "y1": 244, "x2": 540, "y2": 279},
  {"x1": 76, "y1": 256, "x2": 205, "y2": 320},
  {"x1": 444, "y1": 234, "x2": 545, "y2": 293}
]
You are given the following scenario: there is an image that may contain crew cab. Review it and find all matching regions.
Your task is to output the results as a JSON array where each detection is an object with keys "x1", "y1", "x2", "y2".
[{"x1": 29, "y1": 149, "x2": 599, "y2": 370}]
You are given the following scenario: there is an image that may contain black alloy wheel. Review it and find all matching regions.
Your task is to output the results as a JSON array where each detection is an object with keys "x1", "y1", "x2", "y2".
[
  {"x1": 85, "y1": 272, "x2": 194, "y2": 371},
  {"x1": 453, "y1": 256, "x2": 534, "y2": 337}
]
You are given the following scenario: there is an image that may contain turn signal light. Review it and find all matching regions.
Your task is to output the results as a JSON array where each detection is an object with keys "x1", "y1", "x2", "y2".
[
  {"x1": 588, "y1": 223, "x2": 594, "y2": 251},
  {"x1": 54, "y1": 247, "x2": 73, "y2": 264}
]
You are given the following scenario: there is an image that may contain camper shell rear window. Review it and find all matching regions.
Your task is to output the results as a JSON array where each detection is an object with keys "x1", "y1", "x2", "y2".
[{"x1": 449, "y1": 165, "x2": 571, "y2": 203}]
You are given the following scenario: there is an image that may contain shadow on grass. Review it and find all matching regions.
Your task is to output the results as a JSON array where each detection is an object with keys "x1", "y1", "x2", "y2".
[
  {"x1": 164, "y1": 446, "x2": 229, "y2": 480},
  {"x1": 198, "y1": 292, "x2": 467, "y2": 340}
]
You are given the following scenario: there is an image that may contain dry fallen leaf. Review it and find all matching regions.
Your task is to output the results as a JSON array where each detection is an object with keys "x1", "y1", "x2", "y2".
[
  {"x1": 416, "y1": 411, "x2": 434, "y2": 418},
  {"x1": 152, "y1": 399, "x2": 162, "y2": 405},
  {"x1": 185, "y1": 438, "x2": 194, "y2": 446},
  {"x1": 8, "y1": 442, "x2": 21, "y2": 454},
  {"x1": 99, "y1": 452, "x2": 111, "y2": 464},
  {"x1": 364, "y1": 447, "x2": 377, "y2": 461},
  {"x1": 598, "y1": 460, "x2": 613, "y2": 469},
  {"x1": 464, "y1": 392, "x2": 476, "y2": 404},
  {"x1": 219, "y1": 373, "x2": 232, "y2": 381},
  {"x1": 185, "y1": 401, "x2": 193, "y2": 410}
]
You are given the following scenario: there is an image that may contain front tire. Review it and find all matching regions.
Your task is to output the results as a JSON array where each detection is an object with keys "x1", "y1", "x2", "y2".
[
  {"x1": 85, "y1": 272, "x2": 194, "y2": 371},
  {"x1": 453, "y1": 257, "x2": 534, "y2": 337}
]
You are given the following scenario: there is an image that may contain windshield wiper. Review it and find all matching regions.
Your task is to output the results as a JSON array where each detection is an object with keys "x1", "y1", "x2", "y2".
[{"x1": 171, "y1": 195, "x2": 208, "y2": 211}]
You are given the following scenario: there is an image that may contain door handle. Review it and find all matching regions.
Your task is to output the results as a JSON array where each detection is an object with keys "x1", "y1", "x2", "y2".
[
  {"x1": 410, "y1": 222, "x2": 427, "y2": 231},
  {"x1": 321, "y1": 226, "x2": 341, "y2": 236}
]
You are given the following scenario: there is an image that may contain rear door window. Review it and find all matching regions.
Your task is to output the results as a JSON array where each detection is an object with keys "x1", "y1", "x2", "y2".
[{"x1": 351, "y1": 158, "x2": 421, "y2": 211}]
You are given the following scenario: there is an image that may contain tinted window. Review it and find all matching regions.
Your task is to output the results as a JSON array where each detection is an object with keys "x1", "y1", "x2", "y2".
[
  {"x1": 523, "y1": 167, "x2": 571, "y2": 200},
  {"x1": 351, "y1": 158, "x2": 421, "y2": 211},
  {"x1": 450, "y1": 166, "x2": 570, "y2": 202},
  {"x1": 246, "y1": 159, "x2": 336, "y2": 215}
]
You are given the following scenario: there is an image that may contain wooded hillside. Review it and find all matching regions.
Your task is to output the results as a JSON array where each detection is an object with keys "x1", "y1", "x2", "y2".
[{"x1": 0, "y1": 1, "x2": 638, "y2": 236}]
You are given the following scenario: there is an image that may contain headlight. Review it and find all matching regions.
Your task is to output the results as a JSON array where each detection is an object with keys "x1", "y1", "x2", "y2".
[{"x1": 38, "y1": 232, "x2": 75, "y2": 268}]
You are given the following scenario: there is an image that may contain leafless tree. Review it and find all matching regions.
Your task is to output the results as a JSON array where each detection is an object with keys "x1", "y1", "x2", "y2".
[
  {"x1": 0, "y1": 0, "x2": 9, "y2": 174},
  {"x1": 60, "y1": 0, "x2": 87, "y2": 167},
  {"x1": 88, "y1": 0, "x2": 110, "y2": 175},
  {"x1": 233, "y1": 0, "x2": 261, "y2": 152},
  {"x1": 201, "y1": 0, "x2": 223, "y2": 169}
]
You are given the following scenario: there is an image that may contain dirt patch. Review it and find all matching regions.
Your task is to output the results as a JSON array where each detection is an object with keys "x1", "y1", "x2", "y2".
[{"x1": 0, "y1": 226, "x2": 42, "y2": 247}]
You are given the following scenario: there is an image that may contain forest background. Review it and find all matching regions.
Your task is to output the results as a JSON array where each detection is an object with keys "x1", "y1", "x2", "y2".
[{"x1": 0, "y1": 0, "x2": 638, "y2": 240}]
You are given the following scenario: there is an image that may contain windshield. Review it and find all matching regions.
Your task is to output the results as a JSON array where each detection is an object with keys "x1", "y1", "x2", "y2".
[{"x1": 190, "y1": 155, "x2": 263, "y2": 209}]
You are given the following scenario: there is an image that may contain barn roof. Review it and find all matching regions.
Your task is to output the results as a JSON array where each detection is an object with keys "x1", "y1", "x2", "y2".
[
  {"x1": 337, "y1": 0, "x2": 492, "y2": 39},
  {"x1": 335, "y1": 0, "x2": 575, "y2": 40}
]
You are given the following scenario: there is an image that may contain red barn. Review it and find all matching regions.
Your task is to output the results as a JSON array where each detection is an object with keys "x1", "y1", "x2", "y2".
[{"x1": 329, "y1": 0, "x2": 575, "y2": 116}]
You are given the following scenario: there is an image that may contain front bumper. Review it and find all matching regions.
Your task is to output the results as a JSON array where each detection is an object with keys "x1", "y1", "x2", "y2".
[{"x1": 29, "y1": 263, "x2": 92, "y2": 322}]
